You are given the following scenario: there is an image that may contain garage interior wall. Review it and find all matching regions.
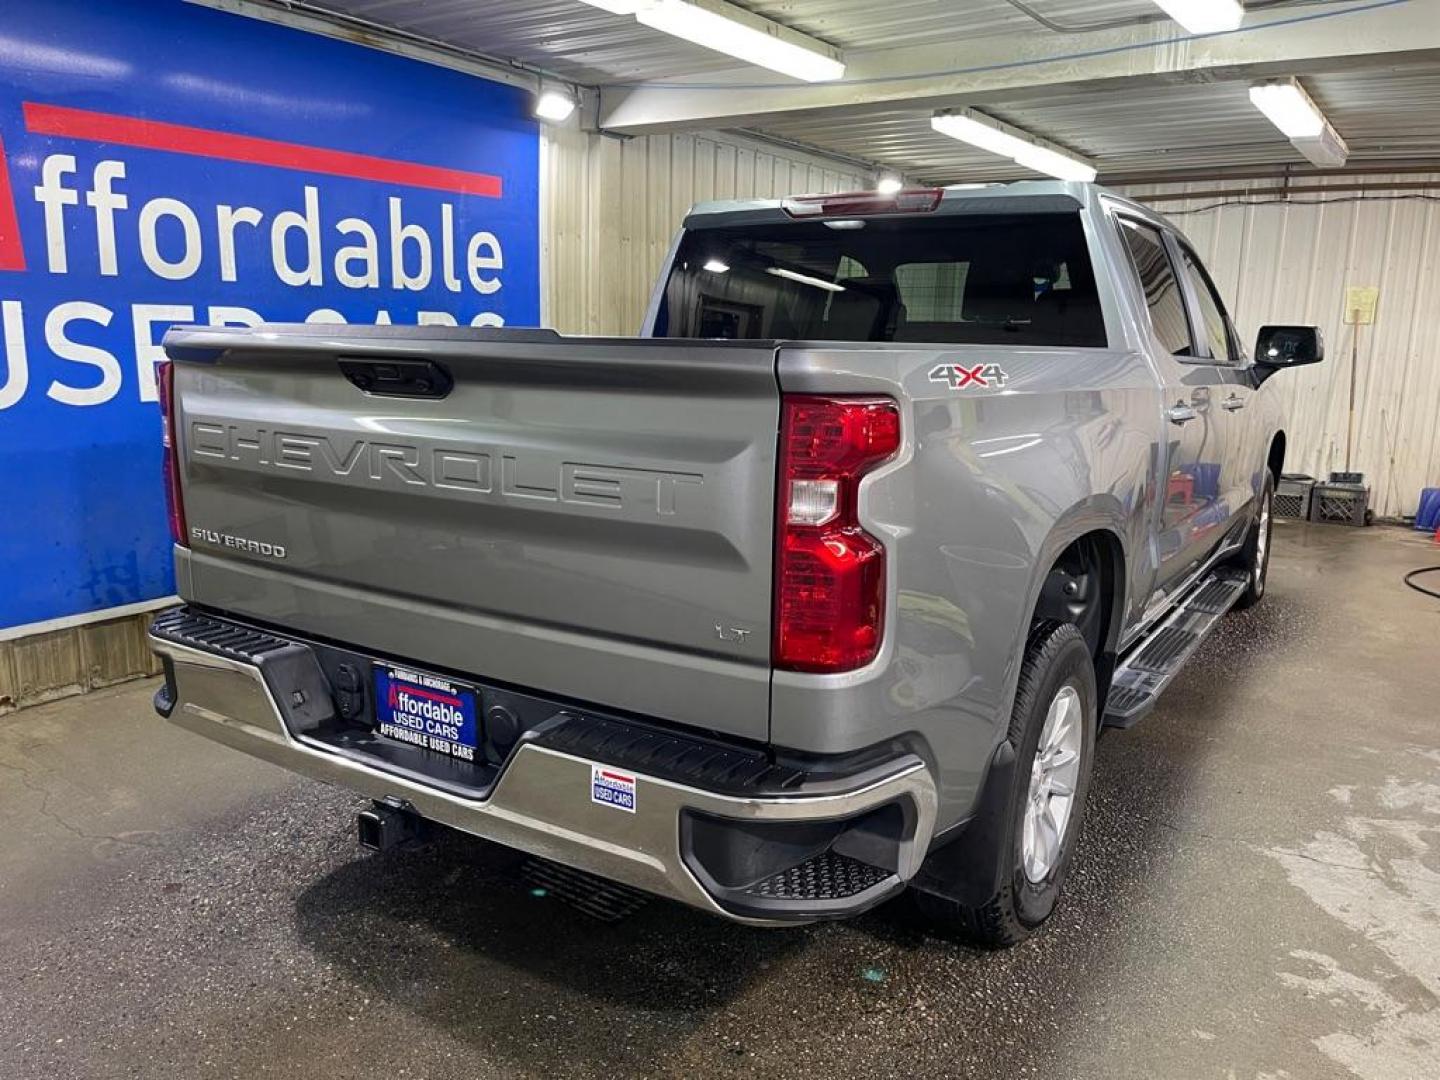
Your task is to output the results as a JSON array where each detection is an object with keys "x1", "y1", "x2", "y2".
[
  {"x1": 541, "y1": 122, "x2": 865, "y2": 335},
  {"x1": 1120, "y1": 175, "x2": 1440, "y2": 520}
]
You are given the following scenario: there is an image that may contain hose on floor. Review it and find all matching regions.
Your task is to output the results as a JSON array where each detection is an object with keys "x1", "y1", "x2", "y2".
[{"x1": 1404, "y1": 567, "x2": 1440, "y2": 600}]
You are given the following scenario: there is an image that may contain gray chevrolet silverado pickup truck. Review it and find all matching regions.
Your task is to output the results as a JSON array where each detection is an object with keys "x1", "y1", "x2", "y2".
[{"x1": 148, "y1": 181, "x2": 1322, "y2": 945}]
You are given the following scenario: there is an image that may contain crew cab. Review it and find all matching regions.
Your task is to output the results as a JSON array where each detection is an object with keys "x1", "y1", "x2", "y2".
[{"x1": 148, "y1": 182, "x2": 1322, "y2": 944}]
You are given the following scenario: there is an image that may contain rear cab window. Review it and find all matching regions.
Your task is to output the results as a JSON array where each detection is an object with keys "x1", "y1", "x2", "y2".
[
  {"x1": 655, "y1": 212, "x2": 1108, "y2": 347},
  {"x1": 1114, "y1": 216, "x2": 1194, "y2": 358}
]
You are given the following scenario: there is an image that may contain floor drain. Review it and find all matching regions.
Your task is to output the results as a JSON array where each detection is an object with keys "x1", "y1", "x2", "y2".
[{"x1": 520, "y1": 858, "x2": 650, "y2": 923}]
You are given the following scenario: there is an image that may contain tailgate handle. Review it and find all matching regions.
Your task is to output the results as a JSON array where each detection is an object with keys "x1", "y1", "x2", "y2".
[{"x1": 339, "y1": 358, "x2": 453, "y2": 399}]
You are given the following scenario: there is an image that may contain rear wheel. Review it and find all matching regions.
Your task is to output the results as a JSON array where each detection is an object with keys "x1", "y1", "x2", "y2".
[
  {"x1": 915, "y1": 622, "x2": 1097, "y2": 947},
  {"x1": 1232, "y1": 472, "x2": 1274, "y2": 611}
]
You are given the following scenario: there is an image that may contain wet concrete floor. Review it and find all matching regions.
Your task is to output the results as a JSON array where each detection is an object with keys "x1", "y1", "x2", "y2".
[{"x1": 2, "y1": 522, "x2": 1438, "y2": 1079}]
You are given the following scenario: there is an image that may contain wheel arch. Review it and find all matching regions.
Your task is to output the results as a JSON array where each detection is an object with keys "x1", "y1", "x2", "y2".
[
  {"x1": 1003, "y1": 491, "x2": 1131, "y2": 731},
  {"x1": 1025, "y1": 491, "x2": 1130, "y2": 636},
  {"x1": 1030, "y1": 526, "x2": 1126, "y2": 717}
]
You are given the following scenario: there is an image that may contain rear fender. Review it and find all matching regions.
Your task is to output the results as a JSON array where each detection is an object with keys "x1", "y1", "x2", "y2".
[{"x1": 772, "y1": 341, "x2": 1155, "y2": 836}]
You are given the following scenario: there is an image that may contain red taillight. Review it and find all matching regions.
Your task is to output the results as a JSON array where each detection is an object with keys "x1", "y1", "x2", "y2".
[
  {"x1": 157, "y1": 360, "x2": 188, "y2": 548},
  {"x1": 775, "y1": 396, "x2": 900, "y2": 673},
  {"x1": 781, "y1": 189, "x2": 942, "y2": 218}
]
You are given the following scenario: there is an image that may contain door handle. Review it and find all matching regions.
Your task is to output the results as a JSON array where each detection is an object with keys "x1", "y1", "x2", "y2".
[
  {"x1": 1167, "y1": 403, "x2": 1198, "y2": 424},
  {"x1": 1221, "y1": 395, "x2": 1246, "y2": 412}
]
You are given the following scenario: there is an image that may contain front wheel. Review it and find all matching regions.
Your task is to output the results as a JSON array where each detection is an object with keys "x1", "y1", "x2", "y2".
[
  {"x1": 1232, "y1": 471, "x2": 1274, "y2": 610},
  {"x1": 914, "y1": 622, "x2": 1097, "y2": 947}
]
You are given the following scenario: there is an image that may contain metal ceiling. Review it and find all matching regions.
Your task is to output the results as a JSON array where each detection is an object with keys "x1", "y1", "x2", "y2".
[
  {"x1": 749, "y1": 63, "x2": 1440, "y2": 184},
  {"x1": 275, "y1": 0, "x2": 1440, "y2": 181},
  {"x1": 296, "y1": 0, "x2": 1169, "y2": 83}
]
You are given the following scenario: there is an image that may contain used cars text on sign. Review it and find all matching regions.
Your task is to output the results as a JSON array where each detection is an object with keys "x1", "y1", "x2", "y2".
[{"x1": 0, "y1": 0, "x2": 541, "y2": 628}]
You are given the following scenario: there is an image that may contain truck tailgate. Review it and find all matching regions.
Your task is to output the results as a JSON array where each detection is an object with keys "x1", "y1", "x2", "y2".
[{"x1": 165, "y1": 326, "x2": 779, "y2": 741}]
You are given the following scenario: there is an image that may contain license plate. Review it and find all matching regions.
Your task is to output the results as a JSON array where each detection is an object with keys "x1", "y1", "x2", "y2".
[{"x1": 372, "y1": 664, "x2": 480, "y2": 763}]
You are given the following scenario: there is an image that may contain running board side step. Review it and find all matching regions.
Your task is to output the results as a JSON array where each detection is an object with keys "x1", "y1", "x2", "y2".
[{"x1": 1103, "y1": 570, "x2": 1249, "y2": 729}]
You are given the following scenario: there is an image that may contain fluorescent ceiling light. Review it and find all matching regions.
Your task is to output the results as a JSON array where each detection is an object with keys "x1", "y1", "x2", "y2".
[
  {"x1": 931, "y1": 111, "x2": 1026, "y2": 159},
  {"x1": 1293, "y1": 125, "x2": 1349, "y2": 169},
  {"x1": 1249, "y1": 78, "x2": 1349, "y2": 168},
  {"x1": 703, "y1": 258, "x2": 730, "y2": 273},
  {"x1": 766, "y1": 267, "x2": 845, "y2": 292},
  {"x1": 633, "y1": 0, "x2": 844, "y2": 82},
  {"x1": 534, "y1": 89, "x2": 577, "y2": 122},
  {"x1": 1150, "y1": 0, "x2": 1244, "y2": 33},
  {"x1": 931, "y1": 109, "x2": 1097, "y2": 183},
  {"x1": 1013, "y1": 143, "x2": 1097, "y2": 183},
  {"x1": 875, "y1": 174, "x2": 903, "y2": 195},
  {"x1": 1249, "y1": 79, "x2": 1324, "y2": 138}
]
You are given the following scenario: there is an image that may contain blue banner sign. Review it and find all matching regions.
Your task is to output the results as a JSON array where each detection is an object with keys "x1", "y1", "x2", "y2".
[{"x1": 0, "y1": 0, "x2": 540, "y2": 629}]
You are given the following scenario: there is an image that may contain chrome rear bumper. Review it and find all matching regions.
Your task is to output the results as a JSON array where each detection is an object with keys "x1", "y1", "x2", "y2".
[{"x1": 149, "y1": 624, "x2": 937, "y2": 925}]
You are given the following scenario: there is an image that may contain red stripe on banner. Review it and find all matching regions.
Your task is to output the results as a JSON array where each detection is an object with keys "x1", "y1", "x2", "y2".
[
  {"x1": 0, "y1": 134, "x2": 25, "y2": 272},
  {"x1": 600, "y1": 770, "x2": 634, "y2": 783},
  {"x1": 23, "y1": 102, "x2": 503, "y2": 199}
]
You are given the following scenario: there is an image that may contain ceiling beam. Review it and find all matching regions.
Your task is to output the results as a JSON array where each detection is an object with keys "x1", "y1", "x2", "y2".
[
  {"x1": 1102, "y1": 159, "x2": 1440, "y2": 187},
  {"x1": 598, "y1": 0, "x2": 1440, "y2": 134}
]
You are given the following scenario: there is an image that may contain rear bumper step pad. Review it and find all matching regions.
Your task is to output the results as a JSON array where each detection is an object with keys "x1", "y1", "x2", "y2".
[{"x1": 745, "y1": 850, "x2": 891, "y2": 902}]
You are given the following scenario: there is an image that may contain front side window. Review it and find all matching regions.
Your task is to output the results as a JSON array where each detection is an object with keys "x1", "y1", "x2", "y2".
[
  {"x1": 1178, "y1": 246, "x2": 1238, "y2": 364},
  {"x1": 1115, "y1": 217, "x2": 1193, "y2": 357},
  {"x1": 655, "y1": 212, "x2": 1107, "y2": 347}
]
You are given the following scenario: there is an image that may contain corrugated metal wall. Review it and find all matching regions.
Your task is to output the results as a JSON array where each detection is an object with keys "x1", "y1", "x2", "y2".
[
  {"x1": 541, "y1": 124, "x2": 865, "y2": 335},
  {"x1": 0, "y1": 614, "x2": 164, "y2": 715},
  {"x1": 1122, "y1": 175, "x2": 1440, "y2": 518}
]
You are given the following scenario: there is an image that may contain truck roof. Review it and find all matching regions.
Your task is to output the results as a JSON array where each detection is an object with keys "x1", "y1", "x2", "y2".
[{"x1": 683, "y1": 179, "x2": 1178, "y2": 234}]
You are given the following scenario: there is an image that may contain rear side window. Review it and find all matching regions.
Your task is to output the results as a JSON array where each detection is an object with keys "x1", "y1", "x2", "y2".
[
  {"x1": 1178, "y1": 246, "x2": 1237, "y2": 364},
  {"x1": 1116, "y1": 218, "x2": 1192, "y2": 357},
  {"x1": 655, "y1": 212, "x2": 1107, "y2": 347}
]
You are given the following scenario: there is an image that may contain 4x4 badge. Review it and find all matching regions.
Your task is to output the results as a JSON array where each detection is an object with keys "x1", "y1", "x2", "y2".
[{"x1": 929, "y1": 362, "x2": 1009, "y2": 390}]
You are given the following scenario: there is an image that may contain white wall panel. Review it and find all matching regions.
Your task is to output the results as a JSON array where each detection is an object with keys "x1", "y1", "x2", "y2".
[
  {"x1": 1124, "y1": 176, "x2": 1440, "y2": 518},
  {"x1": 541, "y1": 124, "x2": 864, "y2": 336}
]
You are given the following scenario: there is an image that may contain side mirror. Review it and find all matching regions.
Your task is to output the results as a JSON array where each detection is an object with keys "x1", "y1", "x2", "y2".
[{"x1": 1255, "y1": 325, "x2": 1323, "y2": 378}]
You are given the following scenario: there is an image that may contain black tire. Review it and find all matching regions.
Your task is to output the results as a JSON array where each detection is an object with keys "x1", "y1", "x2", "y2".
[
  {"x1": 1232, "y1": 471, "x2": 1274, "y2": 611},
  {"x1": 914, "y1": 622, "x2": 1097, "y2": 947}
]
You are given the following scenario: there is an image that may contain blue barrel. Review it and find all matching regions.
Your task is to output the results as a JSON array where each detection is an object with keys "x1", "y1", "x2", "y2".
[{"x1": 1417, "y1": 488, "x2": 1440, "y2": 531}]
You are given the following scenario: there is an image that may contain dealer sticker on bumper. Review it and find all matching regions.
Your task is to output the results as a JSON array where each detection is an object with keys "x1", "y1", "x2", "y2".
[{"x1": 591, "y1": 765, "x2": 637, "y2": 813}]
